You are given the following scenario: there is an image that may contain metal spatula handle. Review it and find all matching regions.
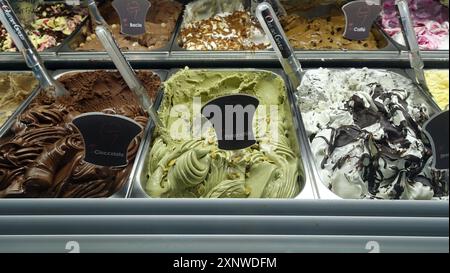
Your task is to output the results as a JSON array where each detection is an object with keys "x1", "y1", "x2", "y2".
[
  {"x1": 396, "y1": 0, "x2": 428, "y2": 91},
  {"x1": 256, "y1": 2, "x2": 303, "y2": 87},
  {"x1": 87, "y1": 0, "x2": 163, "y2": 128}
]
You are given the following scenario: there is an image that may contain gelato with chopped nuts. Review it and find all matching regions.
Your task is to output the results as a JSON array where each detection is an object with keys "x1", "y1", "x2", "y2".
[
  {"x1": 178, "y1": 0, "x2": 270, "y2": 51},
  {"x1": 76, "y1": 0, "x2": 182, "y2": 51},
  {"x1": 145, "y1": 69, "x2": 304, "y2": 198}
]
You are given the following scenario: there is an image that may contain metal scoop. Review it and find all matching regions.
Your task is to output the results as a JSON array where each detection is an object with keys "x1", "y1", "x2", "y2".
[
  {"x1": 0, "y1": 0, "x2": 69, "y2": 97},
  {"x1": 256, "y1": 2, "x2": 304, "y2": 88},
  {"x1": 396, "y1": 0, "x2": 430, "y2": 93},
  {"x1": 86, "y1": 0, "x2": 163, "y2": 128},
  {"x1": 256, "y1": 2, "x2": 328, "y2": 198}
]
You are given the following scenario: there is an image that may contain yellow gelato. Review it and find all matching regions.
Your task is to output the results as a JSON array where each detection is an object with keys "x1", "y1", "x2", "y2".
[{"x1": 425, "y1": 70, "x2": 449, "y2": 110}]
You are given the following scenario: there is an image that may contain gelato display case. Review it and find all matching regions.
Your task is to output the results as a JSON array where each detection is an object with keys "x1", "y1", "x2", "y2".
[{"x1": 0, "y1": 0, "x2": 448, "y2": 253}]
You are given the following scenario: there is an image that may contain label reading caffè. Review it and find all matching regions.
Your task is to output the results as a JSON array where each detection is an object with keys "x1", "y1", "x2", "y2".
[
  {"x1": 342, "y1": 0, "x2": 382, "y2": 41},
  {"x1": 112, "y1": 0, "x2": 151, "y2": 36},
  {"x1": 423, "y1": 111, "x2": 449, "y2": 170},
  {"x1": 73, "y1": 113, "x2": 143, "y2": 167},
  {"x1": 201, "y1": 95, "x2": 260, "y2": 151}
]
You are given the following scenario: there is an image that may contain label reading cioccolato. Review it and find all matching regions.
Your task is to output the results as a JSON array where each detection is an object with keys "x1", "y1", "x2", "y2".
[
  {"x1": 201, "y1": 95, "x2": 260, "y2": 151},
  {"x1": 112, "y1": 0, "x2": 151, "y2": 36},
  {"x1": 73, "y1": 113, "x2": 143, "y2": 167},
  {"x1": 342, "y1": 0, "x2": 382, "y2": 41}
]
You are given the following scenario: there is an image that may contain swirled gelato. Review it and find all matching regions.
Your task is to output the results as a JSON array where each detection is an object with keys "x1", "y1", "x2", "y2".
[
  {"x1": 76, "y1": 0, "x2": 182, "y2": 51},
  {"x1": 178, "y1": 0, "x2": 270, "y2": 50},
  {"x1": 0, "y1": 3, "x2": 87, "y2": 52},
  {"x1": 0, "y1": 70, "x2": 161, "y2": 198},
  {"x1": 0, "y1": 73, "x2": 38, "y2": 128},
  {"x1": 380, "y1": 0, "x2": 449, "y2": 50},
  {"x1": 297, "y1": 68, "x2": 448, "y2": 200},
  {"x1": 425, "y1": 70, "x2": 449, "y2": 110},
  {"x1": 145, "y1": 69, "x2": 304, "y2": 198}
]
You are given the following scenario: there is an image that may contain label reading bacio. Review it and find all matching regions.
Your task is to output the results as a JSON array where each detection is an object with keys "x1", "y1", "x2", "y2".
[{"x1": 112, "y1": 0, "x2": 151, "y2": 36}]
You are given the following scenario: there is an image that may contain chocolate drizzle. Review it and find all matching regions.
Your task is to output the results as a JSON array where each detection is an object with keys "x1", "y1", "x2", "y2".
[{"x1": 318, "y1": 83, "x2": 447, "y2": 199}]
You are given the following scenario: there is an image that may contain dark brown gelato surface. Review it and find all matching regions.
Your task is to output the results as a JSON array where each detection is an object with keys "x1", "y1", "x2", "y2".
[{"x1": 0, "y1": 70, "x2": 161, "y2": 198}]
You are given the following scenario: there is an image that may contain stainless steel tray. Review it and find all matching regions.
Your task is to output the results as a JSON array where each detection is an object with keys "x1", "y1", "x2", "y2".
[
  {"x1": 130, "y1": 68, "x2": 317, "y2": 199},
  {"x1": 58, "y1": 0, "x2": 185, "y2": 54},
  {"x1": 294, "y1": 68, "x2": 449, "y2": 200},
  {"x1": 0, "y1": 69, "x2": 168, "y2": 199}
]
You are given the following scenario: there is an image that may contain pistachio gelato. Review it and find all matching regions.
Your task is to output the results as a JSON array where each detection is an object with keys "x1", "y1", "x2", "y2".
[
  {"x1": 145, "y1": 69, "x2": 304, "y2": 198},
  {"x1": 425, "y1": 70, "x2": 449, "y2": 110}
]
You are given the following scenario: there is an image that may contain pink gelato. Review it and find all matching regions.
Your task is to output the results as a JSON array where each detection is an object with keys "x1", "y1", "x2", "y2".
[{"x1": 380, "y1": 0, "x2": 449, "y2": 50}]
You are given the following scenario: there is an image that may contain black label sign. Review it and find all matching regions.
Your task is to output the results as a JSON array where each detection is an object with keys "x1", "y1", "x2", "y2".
[
  {"x1": 201, "y1": 95, "x2": 260, "y2": 151},
  {"x1": 112, "y1": 0, "x2": 151, "y2": 37},
  {"x1": 73, "y1": 113, "x2": 143, "y2": 167},
  {"x1": 342, "y1": 0, "x2": 381, "y2": 41},
  {"x1": 261, "y1": 8, "x2": 290, "y2": 58},
  {"x1": 423, "y1": 111, "x2": 449, "y2": 170}
]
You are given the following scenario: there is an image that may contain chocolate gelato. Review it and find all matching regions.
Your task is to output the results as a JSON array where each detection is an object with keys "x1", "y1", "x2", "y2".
[{"x1": 0, "y1": 71, "x2": 161, "y2": 198}]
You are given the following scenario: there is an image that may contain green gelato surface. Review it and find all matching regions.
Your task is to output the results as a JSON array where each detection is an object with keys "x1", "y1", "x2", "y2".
[{"x1": 145, "y1": 69, "x2": 304, "y2": 198}]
